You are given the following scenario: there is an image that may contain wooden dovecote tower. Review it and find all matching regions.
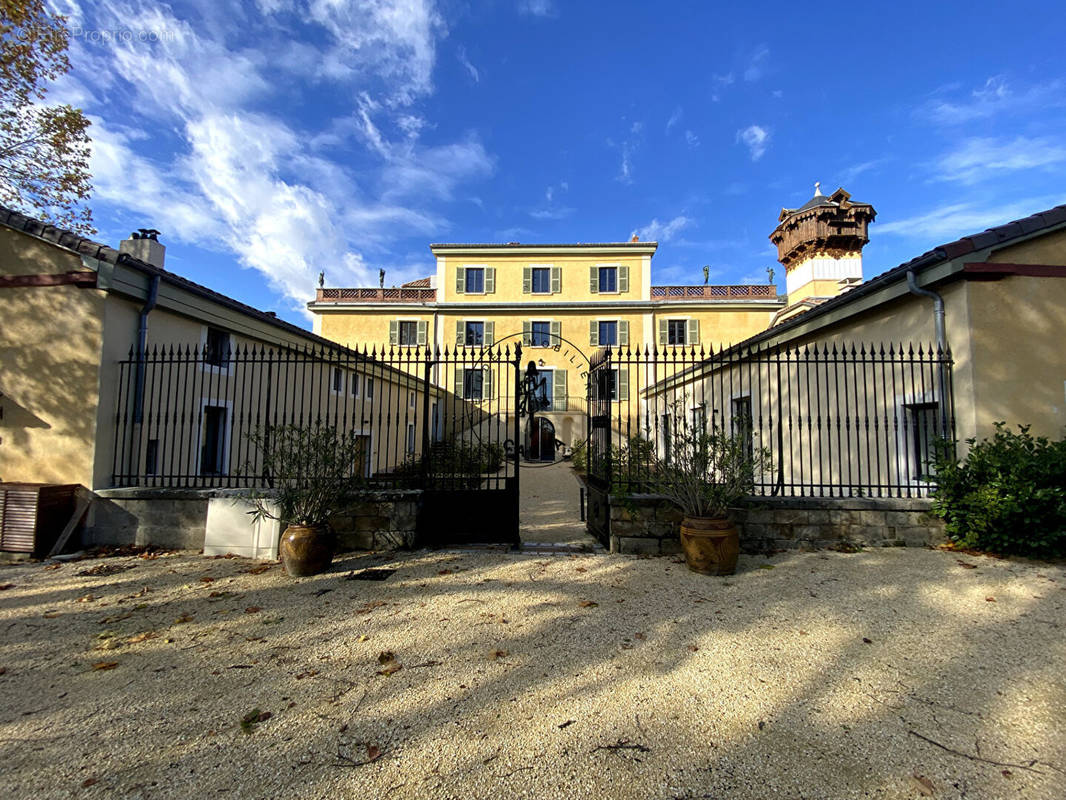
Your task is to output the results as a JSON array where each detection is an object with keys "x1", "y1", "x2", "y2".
[{"x1": 770, "y1": 183, "x2": 876, "y2": 311}]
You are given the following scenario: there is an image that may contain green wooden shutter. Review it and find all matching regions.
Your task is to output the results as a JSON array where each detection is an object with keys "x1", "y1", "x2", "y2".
[
  {"x1": 617, "y1": 368, "x2": 629, "y2": 401},
  {"x1": 522, "y1": 267, "x2": 531, "y2": 293},
  {"x1": 454, "y1": 368, "x2": 464, "y2": 397},
  {"x1": 551, "y1": 266, "x2": 561, "y2": 293},
  {"x1": 417, "y1": 320, "x2": 427, "y2": 346},
  {"x1": 455, "y1": 267, "x2": 465, "y2": 294},
  {"x1": 589, "y1": 320, "x2": 598, "y2": 346},
  {"x1": 658, "y1": 318, "x2": 668, "y2": 346},
  {"x1": 484, "y1": 321, "x2": 494, "y2": 346},
  {"x1": 522, "y1": 320, "x2": 531, "y2": 346},
  {"x1": 455, "y1": 320, "x2": 464, "y2": 346},
  {"x1": 589, "y1": 266, "x2": 598, "y2": 293},
  {"x1": 550, "y1": 320, "x2": 561, "y2": 346},
  {"x1": 485, "y1": 267, "x2": 496, "y2": 293},
  {"x1": 619, "y1": 265, "x2": 630, "y2": 293},
  {"x1": 389, "y1": 320, "x2": 398, "y2": 345},
  {"x1": 686, "y1": 318, "x2": 699, "y2": 346},
  {"x1": 482, "y1": 367, "x2": 492, "y2": 400},
  {"x1": 553, "y1": 369, "x2": 567, "y2": 410},
  {"x1": 619, "y1": 320, "x2": 629, "y2": 347}
]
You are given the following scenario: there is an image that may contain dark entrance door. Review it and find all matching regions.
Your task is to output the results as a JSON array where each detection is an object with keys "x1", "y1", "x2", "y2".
[{"x1": 529, "y1": 417, "x2": 555, "y2": 461}]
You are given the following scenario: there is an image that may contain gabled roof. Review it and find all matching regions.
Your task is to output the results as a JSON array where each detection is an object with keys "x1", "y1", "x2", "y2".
[{"x1": 0, "y1": 204, "x2": 339, "y2": 352}]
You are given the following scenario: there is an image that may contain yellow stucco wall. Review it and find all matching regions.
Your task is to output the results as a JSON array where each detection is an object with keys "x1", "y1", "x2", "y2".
[
  {"x1": 439, "y1": 252, "x2": 648, "y2": 304},
  {"x1": 0, "y1": 230, "x2": 106, "y2": 486},
  {"x1": 988, "y1": 229, "x2": 1066, "y2": 265},
  {"x1": 965, "y1": 276, "x2": 1066, "y2": 439},
  {"x1": 787, "y1": 278, "x2": 845, "y2": 304}
]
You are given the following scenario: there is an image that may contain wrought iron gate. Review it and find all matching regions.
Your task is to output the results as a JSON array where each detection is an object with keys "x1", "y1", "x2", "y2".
[{"x1": 585, "y1": 349, "x2": 613, "y2": 545}]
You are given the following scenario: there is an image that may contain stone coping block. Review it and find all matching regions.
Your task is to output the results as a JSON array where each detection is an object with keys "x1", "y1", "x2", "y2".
[{"x1": 611, "y1": 493, "x2": 934, "y2": 512}]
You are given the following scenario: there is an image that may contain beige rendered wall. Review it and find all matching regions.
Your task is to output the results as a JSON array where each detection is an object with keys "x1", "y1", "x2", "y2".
[
  {"x1": 965, "y1": 276, "x2": 1066, "y2": 440},
  {"x1": 987, "y1": 228, "x2": 1066, "y2": 265},
  {"x1": 0, "y1": 229, "x2": 106, "y2": 486}
]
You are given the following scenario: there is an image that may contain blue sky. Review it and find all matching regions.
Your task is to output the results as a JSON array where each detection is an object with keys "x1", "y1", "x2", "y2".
[{"x1": 50, "y1": 0, "x2": 1066, "y2": 327}]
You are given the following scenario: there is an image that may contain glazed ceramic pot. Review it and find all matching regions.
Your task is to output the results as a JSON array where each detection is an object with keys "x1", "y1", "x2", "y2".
[
  {"x1": 279, "y1": 524, "x2": 334, "y2": 576},
  {"x1": 679, "y1": 516, "x2": 739, "y2": 575}
]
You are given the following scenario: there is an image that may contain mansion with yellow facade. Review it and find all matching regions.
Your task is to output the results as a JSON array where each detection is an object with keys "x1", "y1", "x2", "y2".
[{"x1": 309, "y1": 240, "x2": 783, "y2": 447}]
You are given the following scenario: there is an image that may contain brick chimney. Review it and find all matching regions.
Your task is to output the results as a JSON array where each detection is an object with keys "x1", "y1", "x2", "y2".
[{"x1": 119, "y1": 228, "x2": 166, "y2": 268}]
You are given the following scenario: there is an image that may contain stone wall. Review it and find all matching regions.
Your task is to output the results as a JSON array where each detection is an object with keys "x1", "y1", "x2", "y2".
[
  {"x1": 91, "y1": 488, "x2": 422, "y2": 553},
  {"x1": 608, "y1": 494, "x2": 945, "y2": 555}
]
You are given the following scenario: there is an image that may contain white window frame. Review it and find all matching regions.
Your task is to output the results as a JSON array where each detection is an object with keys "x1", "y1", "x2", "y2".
[
  {"x1": 330, "y1": 366, "x2": 345, "y2": 397},
  {"x1": 597, "y1": 264, "x2": 620, "y2": 294},
  {"x1": 597, "y1": 319, "x2": 619, "y2": 347},
  {"x1": 530, "y1": 263, "x2": 553, "y2": 295},
  {"x1": 463, "y1": 264, "x2": 487, "y2": 295},
  {"x1": 667, "y1": 317, "x2": 689, "y2": 346},
  {"x1": 464, "y1": 319, "x2": 486, "y2": 347},
  {"x1": 529, "y1": 318, "x2": 553, "y2": 348},
  {"x1": 199, "y1": 326, "x2": 233, "y2": 376},
  {"x1": 196, "y1": 397, "x2": 233, "y2": 477}
]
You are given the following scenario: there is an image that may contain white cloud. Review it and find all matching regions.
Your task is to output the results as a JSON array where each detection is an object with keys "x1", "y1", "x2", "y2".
[
  {"x1": 710, "y1": 72, "x2": 734, "y2": 102},
  {"x1": 933, "y1": 136, "x2": 1066, "y2": 184},
  {"x1": 737, "y1": 125, "x2": 770, "y2": 161},
  {"x1": 924, "y1": 76, "x2": 1065, "y2": 125},
  {"x1": 529, "y1": 206, "x2": 574, "y2": 220},
  {"x1": 743, "y1": 45, "x2": 769, "y2": 82},
  {"x1": 631, "y1": 215, "x2": 692, "y2": 243},
  {"x1": 838, "y1": 159, "x2": 886, "y2": 184},
  {"x1": 457, "y1": 46, "x2": 479, "y2": 83},
  {"x1": 876, "y1": 196, "x2": 1066, "y2": 240},
  {"x1": 684, "y1": 130, "x2": 699, "y2": 148},
  {"x1": 666, "y1": 106, "x2": 682, "y2": 132},
  {"x1": 60, "y1": 0, "x2": 494, "y2": 316},
  {"x1": 518, "y1": 0, "x2": 556, "y2": 17}
]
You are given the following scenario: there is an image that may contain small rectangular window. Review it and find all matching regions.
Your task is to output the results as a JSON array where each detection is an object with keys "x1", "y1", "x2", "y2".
[
  {"x1": 465, "y1": 321, "x2": 484, "y2": 346},
  {"x1": 597, "y1": 369, "x2": 618, "y2": 402},
  {"x1": 598, "y1": 266, "x2": 617, "y2": 293},
  {"x1": 668, "y1": 319, "x2": 687, "y2": 345},
  {"x1": 204, "y1": 328, "x2": 230, "y2": 367},
  {"x1": 531, "y1": 267, "x2": 551, "y2": 294},
  {"x1": 907, "y1": 402, "x2": 939, "y2": 480},
  {"x1": 199, "y1": 405, "x2": 227, "y2": 475},
  {"x1": 145, "y1": 439, "x2": 159, "y2": 476},
  {"x1": 332, "y1": 367, "x2": 343, "y2": 394},
  {"x1": 533, "y1": 369, "x2": 553, "y2": 412},
  {"x1": 530, "y1": 321, "x2": 551, "y2": 347},
  {"x1": 406, "y1": 423, "x2": 416, "y2": 454},
  {"x1": 731, "y1": 396, "x2": 753, "y2": 459},
  {"x1": 463, "y1": 369, "x2": 484, "y2": 400},
  {"x1": 409, "y1": 390, "x2": 416, "y2": 409},
  {"x1": 365, "y1": 377, "x2": 374, "y2": 399},
  {"x1": 598, "y1": 321, "x2": 618, "y2": 346},
  {"x1": 350, "y1": 373, "x2": 360, "y2": 397},
  {"x1": 398, "y1": 321, "x2": 419, "y2": 345},
  {"x1": 465, "y1": 267, "x2": 485, "y2": 293}
]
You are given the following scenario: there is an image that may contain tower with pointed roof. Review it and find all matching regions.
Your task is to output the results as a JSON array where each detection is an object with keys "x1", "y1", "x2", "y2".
[{"x1": 770, "y1": 183, "x2": 876, "y2": 318}]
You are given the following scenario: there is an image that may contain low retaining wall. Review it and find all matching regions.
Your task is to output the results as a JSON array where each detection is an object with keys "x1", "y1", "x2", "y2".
[
  {"x1": 91, "y1": 488, "x2": 421, "y2": 553},
  {"x1": 609, "y1": 494, "x2": 946, "y2": 555}
]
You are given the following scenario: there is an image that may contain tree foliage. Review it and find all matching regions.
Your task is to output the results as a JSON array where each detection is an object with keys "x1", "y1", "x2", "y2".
[
  {"x1": 0, "y1": 0, "x2": 92, "y2": 233},
  {"x1": 932, "y1": 423, "x2": 1066, "y2": 557}
]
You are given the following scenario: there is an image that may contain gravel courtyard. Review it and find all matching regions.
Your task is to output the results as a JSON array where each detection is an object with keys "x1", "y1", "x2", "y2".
[{"x1": 1, "y1": 547, "x2": 1063, "y2": 800}]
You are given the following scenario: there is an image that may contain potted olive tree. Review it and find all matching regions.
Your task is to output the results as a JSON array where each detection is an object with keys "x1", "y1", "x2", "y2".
[
  {"x1": 656, "y1": 412, "x2": 768, "y2": 575},
  {"x1": 245, "y1": 424, "x2": 367, "y2": 576}
]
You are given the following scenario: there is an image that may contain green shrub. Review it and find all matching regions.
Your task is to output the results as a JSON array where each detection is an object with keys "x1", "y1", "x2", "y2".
[
  {"x1": 569, "y1": 442, "x2": 587, "y2": 472},
  {"x1": 931, "y1": 423, "x2": 1066, "y2": 557}
]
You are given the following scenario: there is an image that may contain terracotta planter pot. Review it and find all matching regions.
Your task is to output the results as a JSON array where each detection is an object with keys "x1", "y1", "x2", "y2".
[
  {"x1": 679, "y1": 516, "x2": 739, "y2": 575},
  {"x1": 279, "y1": 524, "x2": 334, "y2": 577}
]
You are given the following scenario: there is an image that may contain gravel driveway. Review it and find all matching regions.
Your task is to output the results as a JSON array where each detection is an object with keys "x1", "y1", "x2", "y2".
[{"x1": 1, "y1": 547, "x2": 1063, "y2": 799}]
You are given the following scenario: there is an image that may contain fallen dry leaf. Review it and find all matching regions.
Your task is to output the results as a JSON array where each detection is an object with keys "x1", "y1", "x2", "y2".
[
  {"x1": 438, "y1": 569, "x2": 453, "y2": 575},
  {"x1": 986, "y1": 596, "x2": 996, "y2": 602},
  {"x1": 634, "y1": 632, "x2": 646, "y2": 640},
  {"x1": 295, "y1": 670, "x2": 319, "y2": 679},
  {"x1": 490, "y1": 649, "x2": 509, "y2": 661},
  {"x1": 200, "y1": 576, "x2": 215, "y2": 584},
  {"x1": 245, "y1": 606, "x2": 262, "y2": 614},
  {"x1": 42, "y1": 612, "x2": 61, "y2": 619},
  {"x1": 910, "y1": 774, "x2": 935, "y2": 796},
  {"x1": 81, "y1": 778, "x2": 98, "y2": 788},
  {"x1": 76, "y1": 594, "x2": 96, "y2": 603},
  {"x1": 575, "y1": 567, "x2": 587, "y2": 573},
  {"x1": 366, "y1": 745, "x2": 382, "y2": 762},
  {"x1": 579, "y1": 600, "x2": 598, "y2": 608},
  {"x1": 173, "y1": 614, "x2": 194, "y2": 624},
  {"x1": 956, "y1": 560, "x2": 977, "y2": 569},
  {"x1": 126, "y1": 631, "x2": 158, "y2": 644},
  {"x1": 377, "y1": 651, "x2": 395, "y2": 664},
  {"x1": 0, "y1": 583, "x2": 15, "y2": 590},
  {"x1": 687, "y1": 645, "x2": 699, "y2": 652},
  {"x1": 862, "y1": 637, "x2": 873, "y2": 644},
  {"x1": 0, "y1": 667, "x2": 7, "y2": 675},
  {"x1": 91, "y1": 661, "x2": 119, "y2": 671}
]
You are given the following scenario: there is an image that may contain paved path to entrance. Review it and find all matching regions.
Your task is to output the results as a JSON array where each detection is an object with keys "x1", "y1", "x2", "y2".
[{"x1": 519, "y1": 460, "x2": 600, "y2": 549}]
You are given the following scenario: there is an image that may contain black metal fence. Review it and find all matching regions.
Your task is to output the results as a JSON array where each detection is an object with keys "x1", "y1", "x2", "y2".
[
  {"x1": 587, "y1": 341, "x2": 955, "y2": 498},
  {"x1": 111, "y1": 343, "x2": 523, "y2": 492}
]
